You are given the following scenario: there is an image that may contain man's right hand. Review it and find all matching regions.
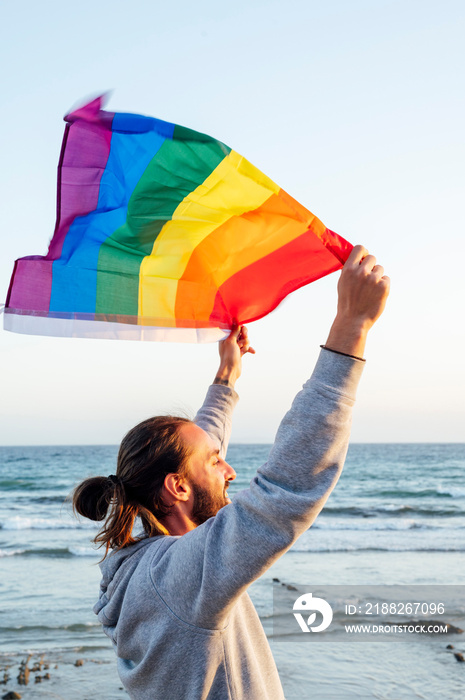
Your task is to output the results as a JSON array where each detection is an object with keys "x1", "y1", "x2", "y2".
[
  {"x1": 325, "y1": 245, "x2": 390, "y2": 359},
  {"x1": 214, "y1": 325, "x2": 255, "y2": 389}
]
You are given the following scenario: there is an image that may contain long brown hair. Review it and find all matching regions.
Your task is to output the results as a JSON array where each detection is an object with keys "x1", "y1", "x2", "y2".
[{"x1": 72, "y1": 416, "x2": 191, "y2": 558}]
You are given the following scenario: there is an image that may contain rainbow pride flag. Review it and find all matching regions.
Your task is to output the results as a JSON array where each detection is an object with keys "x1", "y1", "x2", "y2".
[{"x1": 3, "y1": 97, "x2": 352, "y2": 342}]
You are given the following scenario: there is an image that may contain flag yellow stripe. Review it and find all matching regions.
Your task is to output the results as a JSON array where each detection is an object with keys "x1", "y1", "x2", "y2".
[{"x1": 138, "y1": 151, "x2": 280, "y2": 321}]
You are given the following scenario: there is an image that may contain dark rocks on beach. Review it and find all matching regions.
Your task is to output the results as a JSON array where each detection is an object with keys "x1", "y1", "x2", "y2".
[
  {"x1": 398, "y1": 620, "x2": 464, "y2": 635},
  {"x1": 9, "y1": 655, "x2": 54, "y2": 690},
  {"x1": 16, "y1": 673, "x2": 27, "y2": 687},
  {"x1": 447, "y1": 644, "x2": 455, "y2": 649},
  {"x1": 454, "y1": 653, "x2": 465, "y2": 662},
  {"x1": 74, "y1": 659, "x2": 85, "y2": 667},
  {"x1": 1, "y1": 673, "x2": 10, "y2": 686},
  {"x1": 2, "y1": 692, "x2": 22, "y2": 700},
  {"x1": 278, "y1": 581, "x2": 298, "y2": 591},
  {"x1": 16, "y1": 656, "x2": 31, "y2": 686},
  {"x1": 421, "y1": 620, "x2": 463, "y2": 634},
  {"x1": 272, "y1": 578, "x2": 280, "y2": 583}
]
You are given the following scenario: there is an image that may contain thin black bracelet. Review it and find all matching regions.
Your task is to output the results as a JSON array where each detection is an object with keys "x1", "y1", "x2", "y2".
[
  {"x1": 320, "y1": 345, "x2": 366, "y2": 363},
  {"x1": 213, "y1": 377, "x2": 233, "y2": 387}
]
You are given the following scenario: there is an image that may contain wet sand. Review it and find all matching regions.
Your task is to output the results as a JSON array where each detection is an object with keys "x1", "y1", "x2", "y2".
[{"x1": 0, "y1": 651, "x2": 125, "y2": 700}]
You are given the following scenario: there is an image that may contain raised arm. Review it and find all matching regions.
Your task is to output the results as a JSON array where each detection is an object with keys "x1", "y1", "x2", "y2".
[
  {"x1": 195, "y1": 325, "x2": 254, "y2": 457},
  {"x1": 153, "y1": 246, "x2": 390, "y2": 625}
]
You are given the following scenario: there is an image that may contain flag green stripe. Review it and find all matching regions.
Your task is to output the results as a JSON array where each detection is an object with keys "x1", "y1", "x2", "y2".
[{"x1": 95, "y1": 133, "x2": 231, "y2": 316}]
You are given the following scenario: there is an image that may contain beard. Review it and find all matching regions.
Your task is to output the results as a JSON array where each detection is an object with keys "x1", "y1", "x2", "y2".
[{"x1": 190, "y1": 481, "x2": 230, "y2": 526}]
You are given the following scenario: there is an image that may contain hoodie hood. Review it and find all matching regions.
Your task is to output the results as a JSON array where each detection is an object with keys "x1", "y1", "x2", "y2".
[{"x1": 93, "y1": 537, "x2": 162, "y2": 635}]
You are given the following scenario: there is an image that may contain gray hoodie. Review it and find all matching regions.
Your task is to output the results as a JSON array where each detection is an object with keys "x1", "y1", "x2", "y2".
[{"x1": 94, "y1": 349, "x2": 364, "y2": 699}]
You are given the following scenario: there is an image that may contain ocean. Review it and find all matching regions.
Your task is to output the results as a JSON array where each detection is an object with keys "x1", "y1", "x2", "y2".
[{"x1": 1, "y1": 443, "x2": 464, "y2": 699}]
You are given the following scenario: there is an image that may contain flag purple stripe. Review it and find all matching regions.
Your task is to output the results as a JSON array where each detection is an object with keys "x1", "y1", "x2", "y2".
[
  {"x1": 7, "y1": 98, "x2": 114, "y2": 315},
  {"x1": 47, "y1": 99, "x2": 113, "y2": 261},
  {"x1": 6, "y1": 258, "x2": 54, "y2": 313}
]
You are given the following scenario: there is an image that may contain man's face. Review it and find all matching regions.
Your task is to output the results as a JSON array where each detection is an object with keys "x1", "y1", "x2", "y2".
[{"x1": 178, "y1": 422, "x2": 236, "y2": 526}]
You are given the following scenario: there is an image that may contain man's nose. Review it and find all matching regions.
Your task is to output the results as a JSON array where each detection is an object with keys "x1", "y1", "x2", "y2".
[{"x1": 224, "y1": 461, "x2": 236, "y2": 481}]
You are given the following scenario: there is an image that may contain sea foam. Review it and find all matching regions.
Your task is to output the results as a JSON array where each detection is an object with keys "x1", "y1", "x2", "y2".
[{"x1": 0, "y1": 516, "x2": 97, "y2": 530}]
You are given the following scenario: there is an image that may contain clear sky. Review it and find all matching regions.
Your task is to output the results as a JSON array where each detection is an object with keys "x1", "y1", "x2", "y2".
[{"x1": 1, "y1": 0, "x2": 464, "y2": 445}]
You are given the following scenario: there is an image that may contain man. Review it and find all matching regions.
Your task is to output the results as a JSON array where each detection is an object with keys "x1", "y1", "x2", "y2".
[{"x1": 74, "y1": 244, "x2": 389, "y2": 699}]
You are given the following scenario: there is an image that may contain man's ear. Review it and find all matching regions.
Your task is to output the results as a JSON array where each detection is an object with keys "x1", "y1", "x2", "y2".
[{"x1": 162, "y1": 473, "x2": 190, "y2": 503}]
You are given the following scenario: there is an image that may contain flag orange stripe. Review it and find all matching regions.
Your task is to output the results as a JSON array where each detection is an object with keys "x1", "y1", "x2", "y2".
[{"x1": 174, "y1": 189, "x2": 325, "y2": 325}]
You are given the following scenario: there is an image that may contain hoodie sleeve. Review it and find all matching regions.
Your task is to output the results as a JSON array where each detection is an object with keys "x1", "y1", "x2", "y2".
[
  {"x1": 151, "y1": 349, "x2": 364, "y2": 629},
  {"x1": 194, "y1": 383, "x2": 239, "y2": 459}
]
